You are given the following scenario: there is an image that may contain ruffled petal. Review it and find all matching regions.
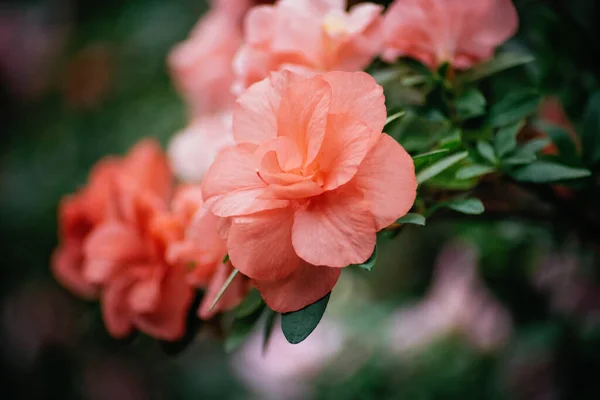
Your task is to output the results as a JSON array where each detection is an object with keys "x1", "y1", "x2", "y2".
[
  {"x1": 354, "y1": 134, "x2": 417, "y2": 230},
  {"x1": 254, "y1": 263, "x2": 341, "y2": 313},
  {"x1": 233, "y1": 77, "x2": 282, "y2": 144},
  {"x1": 292, "y1": 183, "x2": 376, "y2": 268}
]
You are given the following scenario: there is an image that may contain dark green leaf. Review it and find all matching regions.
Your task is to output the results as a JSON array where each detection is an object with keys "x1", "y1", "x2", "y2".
[
  {"x1": 235, "y1": 289, "x2": 264, "y2": 319},
  {"x1": 476, "y1": 141, "x2": 498, "y2": 165},
  {"x1": 489, "y1": 90, "x2": 541, "y2": 127},
  {"x1": 385, "y1": 111, "x2": 406, "y2": 126},
  {"x1": 413, "y1": 149, "x2": 450, "y2": 163},
  {"x1": 446, "y1": 198, "x2": 485, "y2": 215},
  {"x1": 281, "y1": 293, "x2": 330, "y2": 344},
  {"x1": 396, "y1": 213, "x2": 426, "y2": 226},
  {"x1": 581, "y1": 92, "x2": 600, "y2": 166},
  {"x1": 458, "y1": 52, "x2": 535, "y2": 83},
  {"x1": 225, "y1": 305, "x2": 265, "y2": 353},
  {"x1": 456, "y1": 88, "x2": 486, "y2": 120},
  {"x1": 502, "y1": 153, "x2": 537, "y2": 166},
  {"x1": 537, "y1": 123, "x2": 579, "y2": 164},
  {"x1": 416, "y1": 151, "x2": 469, "y2": 184},
  {"x1": 511, "y1": 161, "x2": 591, "y2": 183},
  {"x1": 455, "y1": 164, "x2": 496, "y2": 179},
  {"x1": 439, "y1": 128, "x2": 462, "y2": 150},
  {"x1": 519, "y1": 138, "x2": 552, "y2": 155},
  {"x1": 495, "y1": 120, "x2": 525, "y2": 158},
  {"x1": 351, "y1": 246, "x2": 377, "y2": 271},
  {"x1": 222, "y1": 254, "x2": 230, "y2": 263}
]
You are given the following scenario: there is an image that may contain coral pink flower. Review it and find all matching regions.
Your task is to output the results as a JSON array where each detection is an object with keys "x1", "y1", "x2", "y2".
[
  {"x1": 202, "y1": 71, "x2": 417, "y2": 313},
  {"x1": 168, "y1": 9, "x2": 242, "y2": 115},
  {"x1": 52, "y1": 140, "x2": 171, "y2": 299},
  {"x1": 167, "y1": 113, "x2": 235, "y2": 183},
  {"x1": 381, "y1": 0, "x2": 518, "y2": 69},
  {"x1": 233, "y1": 0, "x2": 383, "y2": 92},
  {"x1": 165, "y1": 186, "x2": 251, "y2": 319}
]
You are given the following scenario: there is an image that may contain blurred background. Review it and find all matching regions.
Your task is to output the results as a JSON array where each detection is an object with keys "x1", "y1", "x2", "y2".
[{"x1": 1, "y1": 0, "x2": 600, "y2": 399}]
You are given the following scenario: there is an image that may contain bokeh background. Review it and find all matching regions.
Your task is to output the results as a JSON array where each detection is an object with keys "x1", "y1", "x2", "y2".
[{"x1": 1, "y1": 0, "x2": 600, "y2": 399}]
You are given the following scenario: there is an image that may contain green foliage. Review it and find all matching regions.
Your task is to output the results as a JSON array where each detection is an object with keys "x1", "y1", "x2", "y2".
[
  {"x1": 281, "y1": 293, "x2": 331, "y2": 344},
  {"x1": 456, "y1": 88, "x2": 486, "y2": 120},
  {"x1": 457, "y1": 51, "x2": 535, "y2": 83},
  {"x1": 489, "y1": 89, "x2": 541, "y2": 127},
  {"x1": 416, "y1": 151, "x2": 469, "y2": 184},
  {"x1": 396, "y1": 213, "x2": 427, "y2": 226},
  {"x1": 352, "y1": 246, "x2": 378, "y2": 272},
  {"x1": 510, "y1": 161, "x2": 591, "y2": 183}
]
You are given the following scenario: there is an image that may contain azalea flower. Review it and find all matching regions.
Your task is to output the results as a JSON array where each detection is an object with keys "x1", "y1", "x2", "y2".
[
  {"x1": 202, "y1": 70, "x2": 417, "y2": 312},
  {"x1": 233, "y1": 0, "x2": 383, "y2": 92},
  {"x1": 381, "y1": 0, "x2": 518, "y2": 69}
]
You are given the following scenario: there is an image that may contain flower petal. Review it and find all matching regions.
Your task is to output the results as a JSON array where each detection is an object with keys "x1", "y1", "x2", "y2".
[
  {"x1": 292, "y1": 183, "x2": 376, "y2": 268},
  {"x1": 254, "y1": 263, "x2": 341, "y2": 313},
  {"x1": 322, "y1": 71, "x2": 386, "y2": 135},
  {"x1": 233, "y1": 77, "x2": 282, "y2": 144},
  {"x1": 228, "y1": 207, "x2": 303, "y2": 281},
  {"x1": 354, "y1": 134, "x2": 417, "y2": 230}
]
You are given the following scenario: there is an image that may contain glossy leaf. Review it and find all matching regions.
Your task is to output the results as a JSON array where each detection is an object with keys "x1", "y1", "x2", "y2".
[
  {"x1": 396, "y1": 213, "x2": 426, "y2": 226},
  {"x1": 511, "y1": 161, "x2": 591, "y2": 183},
  {"x1": 495, "y1": 120, "x2": 525, "y2": 158},
  {"x1": 477, "y1": 141, "x2": 498, "y2": 165},
  {"x1": 416, "y1": 151, "x2": 469, "y2": 184},
  {"x1": 458, "y1": 52, "x2": 535, "y2": 83},
  {"x1": 456, "y1": 88, "x2": 486, "y2": 120},
  {"x1": 281, "y1": 293, "x2": 330, "y2": 344},
  {"x1": 446, "y1": 198, "x2": 485, "y2": 215},
  {"x1": 455, "y1": 164, "x2": 496, "y2": 179},
  {"x1": 489, "y1": 90, "x2": 541, "y2": 127}
]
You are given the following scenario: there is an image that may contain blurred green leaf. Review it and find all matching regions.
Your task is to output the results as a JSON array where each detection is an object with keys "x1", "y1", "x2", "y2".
[
  {"x1": 458, "y1": 52, "x2": 535, "y2": 83},
  {"x1": 417, "y1": 151, "x2": 469, "y2": 184},
  {"x1": 456, "y1": 164, "x2": 496, "y2": 179},
  {"x1": 351, "y1": 246, "x2": 378, "y2": 271},
  {"x1": 581, "y1": 92, "x2": 600, "y2": 166},
  {"x1": 281, "y1": 293, "x2": 330, "y2": 344},
  {"x1": 446, "y1": 198, "x2": 485, "y2": 215},
  {"x1": 520, "y1": 138, "x2": 552, "y2": 154},
  {"x1": 511, "y1": 161, "x2": 591, "y2": 182},
  {"x1": 502, "y1": 153, "x2": 537, "y2": 166},
  {"x1": 495, "y1": 120, "x2": 525, "y2": 158},
  {"x1": 537, "y1": 123, "x2": 580, "y2": 164},
  {"x1": 225, "y1": 305, "x2": 265, "y2": 353},
  {"x1": 396, "y1": 213, "x2": 427, "y2": 226},
  {"x1": 476, "y1": 141, "x2": 498, "y2": 165},
  {"x1": 262, "y1": 309, "x2": 277, "y2": 354},
  {"x1": 489, "y1": 90, "x2": 541, "y2": 127},
  {"x1": 235, "y1": 289, "x2": 264, "y2": 319},
  {"x1": 385, "y1": 111, "x2": 406, "y2": 126},
  {"x1": 456, "y1": 88, "x2": 486, "y2": 120}
]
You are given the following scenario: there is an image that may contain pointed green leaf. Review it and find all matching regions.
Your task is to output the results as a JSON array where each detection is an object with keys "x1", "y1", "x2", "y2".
[
  {"x1": 281, "y1": 293, "x2": 330, "y2": 344},
  {"x1": 502, "y1": 153, "x2": 537, "y2": 166},
  {"x1": 581, "y1": 92, "x2": 600, "y2": 166},
  {"x1": 416, "y1": 151, "x2": 469, "y2": 184},
  {"x1": 495, "y1": 120, "x2": 525, "y2": 158},
  {"x1": 511, "y1": 161, "x2": 591, "y2": 183},
  {"x1": 396, "y1": 213, "x2": 426, "y2": 226},
  {"x1": 385, "y1": 111, "x2": 406, "y2": 126},
  {"x1": 446, "y1": 198, "x2": 485, "y2": 215},
  {"x1": 456, "y1": 88, "x2": 486, "y2": 120},
  {"x1": 413, "y1": 149, "x2": 451, "y2": 168},
  {"x1": 208, "y1": 269, "x2": 239, "y2": 312},
  {"x1": 519, "y1": 138, "x2": 552, "y2": 155},
  {"x1": 458, "y1": 52, "x2": 535, "y2": 83},
  {"x1": 477, "y1": 141, "x2": 498, "y2": 165},
  {"x1": 489, "y1": 90, "x2": 541, "y2": 127},
  {"x1": 351, "y1": 246, "x2": 378, "y2": 271},
  {"x1": 455, "y1": 164, "x2": 496, "y2": 179}
]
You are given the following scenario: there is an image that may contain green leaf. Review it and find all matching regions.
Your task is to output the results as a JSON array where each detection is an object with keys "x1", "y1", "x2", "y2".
[
  {"x1": 458, "y1": 52, "x2": 535, "y2": 83},
  {"x1": 416, "y1": 151, "x2": 469, "y2": 184},
  {"x1": 235, "y1": 289, "x2": 264, "y2": 319},
  {"x1": 477, "y1": 141, "x2": 498, "y2": 165},
  {"x1": 446, "y1": 198, "x2": 485, "y2": 215},
  {"x1": 208, "y1": 269, "x2": 239, "y2": 312},
  {"x1": 581, "y1": 92, "x2": 600, "y2": 166},
  {"x1": 222, "y1": 254, "x2": 230, "y2": 263},
  {"x1": 519, "y1": 138, "x2": 552, "y2": 155},
  {"x1": 351, "y1": 245, "x2": 377, "y2": 271},
  {"x1": 225, "y1": 305, "x2": 265, "y2": 353},
  {"x1": 502, "y1": 153, "x2": 537, "y2": 166},
  {"x1": 495, "y1": 120, "x2": 525, "y2": 158},
  {"x1": 511, "y1": 161, "x2": 591, "y2": 183},
  {"x1": 489, "y1": 90, "x2": 541, "y2": 127},
  {"x1": 456, "y1": 88, "x2": 486, "y2": 120},
  {"x1": 536, "y1": 123, "x2": 579, "y2": 164},
  {"x1": 413, "y1": 149, "x2": 451, "y2": 168},
  {"x1": 396, "y1": 213, "x2": 426, "y2": 226},
  {"x1": 385, "y1": 111, "x2": 406, "y2": 126},
  {"x1": 262, "y1": 309, "x2": 277, "y2": 354},
  {"x1": 455, "y1": 164, "x2": 496, "y2": 179},
  {"x1": 281, "y1": 293, "x2": 330, "y2": 344}
]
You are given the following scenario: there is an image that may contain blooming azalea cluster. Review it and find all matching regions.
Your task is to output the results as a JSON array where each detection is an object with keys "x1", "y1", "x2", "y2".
[{"x1": 53, "y1": 0, "x2": 519, "y2": 341}]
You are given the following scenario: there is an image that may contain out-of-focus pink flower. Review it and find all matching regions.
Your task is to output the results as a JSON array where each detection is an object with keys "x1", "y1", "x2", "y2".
[
  {"x1": 381, "y1": 0, "x2": 518, "y2": 69},
  {"x1": 167, "y1": 113, "x2": 235, "y2": 183},
  {"x1": 168, "y1": 9, "x2": 242, "y2": 115},
  {"x1": 232, "y1": 318, "x2": 344, "y2": 400},
  {"x1": 202, "y1": 70, "x2": 416, "y2": 313},
  {"x1": 388, "y1": 242, "x2": 512, "y2": 353},
  {"x1": 233, "y1": 0, "x2": 383, "y2": 92}
]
